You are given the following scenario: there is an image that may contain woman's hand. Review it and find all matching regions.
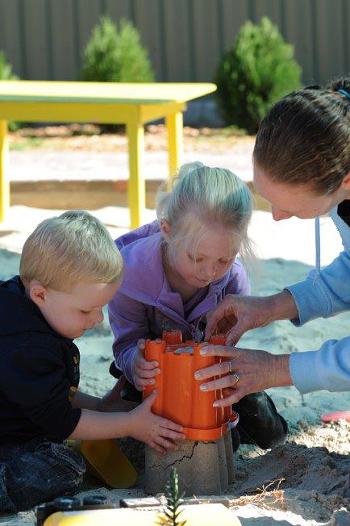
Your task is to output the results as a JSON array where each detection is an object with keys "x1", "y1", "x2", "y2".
[
  {"x1": 194, "y1": 344, "x2": 292, "y2": 407},
  {"x1": 131, "y1": 339, "x2": 160, "y2": 391},
  {"x1": 205, "y1": 291, "x2": 298, "y2": 344}
]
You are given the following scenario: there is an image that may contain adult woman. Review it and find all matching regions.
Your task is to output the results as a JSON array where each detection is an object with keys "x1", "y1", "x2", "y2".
[{"x1": 194, "y1": 77, "x2": 350, "y2": 408}]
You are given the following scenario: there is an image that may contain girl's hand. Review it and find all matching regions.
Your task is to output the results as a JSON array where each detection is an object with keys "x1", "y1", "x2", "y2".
[
  {"x1": 131, "y1": 339, "x2": 161, "y2": 391},
  {"x1": 128, "y1": 391, "x2": 185, "y2": 453},
  {"x1": 194, "y1": 344, "x2": 292, "y2": 407}
]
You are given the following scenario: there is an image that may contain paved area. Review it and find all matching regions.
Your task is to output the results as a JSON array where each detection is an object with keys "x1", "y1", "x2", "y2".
[
  {"x1": 1, "y1": 141, "x2": 343, "y2": 267},
  {"x1": 8, "y1": 143, "x2": 254, "y2": 183}
]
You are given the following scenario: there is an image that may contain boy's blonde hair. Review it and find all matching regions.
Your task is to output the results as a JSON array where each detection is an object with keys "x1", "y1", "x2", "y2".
[
  {"x1": 157, "y1": 162, "x2": 253, "y2": 261},
  {"x1": 20, "y1": 210, "x2": 123, "y2": 291}
]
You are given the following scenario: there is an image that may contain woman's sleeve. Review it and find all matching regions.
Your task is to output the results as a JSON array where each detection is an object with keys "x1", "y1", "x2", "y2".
[
  {"x1": 287, "y1": 250, "x2": 350, "y2": 326},
  {"x1": 290, "y1": 336, "x2": 350, "y2": 393}
]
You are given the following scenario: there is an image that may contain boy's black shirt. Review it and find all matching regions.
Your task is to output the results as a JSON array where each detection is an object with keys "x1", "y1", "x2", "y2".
[{"x1": 0, "y1": 276, "x2": 81, "y2": 444}]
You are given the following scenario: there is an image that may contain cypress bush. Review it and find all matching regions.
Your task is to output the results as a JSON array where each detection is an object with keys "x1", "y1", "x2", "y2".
[
  {"x1": 81, "y1": 16, "x2": 154, "y2": 82},
  {"x1": 215, "y1": 17, "x2": 302, "y2": 134},
  {"x1": 0, "y1": 51, "x2": 17, "y2": 80}
]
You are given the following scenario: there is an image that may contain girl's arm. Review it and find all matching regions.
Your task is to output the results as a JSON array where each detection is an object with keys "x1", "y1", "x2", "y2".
[
  {"x1": 71, "y1": 382, "x2": 137, "y2": 413},
  {"x1": 108, "y1": 291, "x2": 152, "y2": 384},
  {"x1": 71, "y1": 390, "x2": 100, "y2": 411}
]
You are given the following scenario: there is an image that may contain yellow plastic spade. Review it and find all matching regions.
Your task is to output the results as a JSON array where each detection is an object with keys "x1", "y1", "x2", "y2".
[{"x1": 79, "y1": 439, "x2": 137, "y2": 488}]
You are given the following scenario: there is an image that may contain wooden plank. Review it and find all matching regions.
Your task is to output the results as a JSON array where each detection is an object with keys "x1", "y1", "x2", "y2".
[
  {"x1": 49, "y1": 0, "x2": 78, "y2": 80},
  {"x1": 133, "y1": 0, "x2": 163, "y2": 81},
  {"x1": 76, "y1": 0, "x2": 102, "y2": 73},
  {"x1": 254, "y1": 0, "x2": 282, "y2": 25},
  {"x1": 284, "y1": 0, "x2": 315, "y2": 84},
  {"x1": 162, "y1": 0, "x2": 192, "y2": 81},
  {"x1": 21, "y1": 0, "x2": 50, "y2": 80},
  {"x1": 220, "y1": 0, "x2": 250, "y2": 51},
  {"x1": 104, "y1": 0, "x2": 132, "y2": 22},
  {"x1": 342, "y1": 0, "x2": 350, "y2": 73},
  {"x1": 0, "y1": 0, "x2": 22, "y2": 76},
  {"x1": 313, "y1": 0, "x2": 346, "y2": 84},
  {"x1": 192, "y1": 0, "x2": 221, "y2": 81}
]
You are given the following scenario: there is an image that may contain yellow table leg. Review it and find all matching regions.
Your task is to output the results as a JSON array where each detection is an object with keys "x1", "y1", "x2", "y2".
[
  {"x1": 166, "y1": 111, "x2": 183, "y2": 190},
  {"x1": 0, "y1": 120, "x2": 9, "y2": 223},
  {"x1": 127, "y1": 120, "x2": 145, "y2": 229}
]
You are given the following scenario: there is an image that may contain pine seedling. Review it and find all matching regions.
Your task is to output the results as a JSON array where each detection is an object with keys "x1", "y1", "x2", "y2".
[{"x1": 161, "y1": 468, "x2": 186, "y2": 526}]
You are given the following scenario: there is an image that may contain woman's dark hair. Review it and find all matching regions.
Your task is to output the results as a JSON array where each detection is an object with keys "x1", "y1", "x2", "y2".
[{"x1": 253, "y1": 77, "x2": 350, "y2": 194}]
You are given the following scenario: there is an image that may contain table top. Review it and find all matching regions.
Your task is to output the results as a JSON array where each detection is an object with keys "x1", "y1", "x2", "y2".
[{"x1": 0, "y1": 81, "x2": 216, "y2": 105}]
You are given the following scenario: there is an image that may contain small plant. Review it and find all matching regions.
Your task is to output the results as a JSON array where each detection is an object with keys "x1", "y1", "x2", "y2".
[
  {"x1": 215, "y1": 17, "x2": 302, "y2": 134},
  {"x1": 161, "y1": 468, "x2": 186, "y2": 526},
  {"x1": 81, "y1": 16, "x2": 155, "y2": 82},
  {"x1": 116, "y1": 19, "x2": 155, "y2": 82},
  {"x1": 0, "y1": 51, "x2": 17, "y2": 81},
  {"x1": 81, "y1": 16, "x2": 119, "y2": 82}
]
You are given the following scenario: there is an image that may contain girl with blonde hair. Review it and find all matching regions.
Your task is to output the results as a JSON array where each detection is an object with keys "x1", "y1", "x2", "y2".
[{"x1": 109, "y1": 162, "x2": 287, "y2": 450}]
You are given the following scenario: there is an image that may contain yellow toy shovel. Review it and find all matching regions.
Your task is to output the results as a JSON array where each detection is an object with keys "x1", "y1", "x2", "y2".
[{"x1": 79, "y1": 438, "x2": 138, "y2": 488}]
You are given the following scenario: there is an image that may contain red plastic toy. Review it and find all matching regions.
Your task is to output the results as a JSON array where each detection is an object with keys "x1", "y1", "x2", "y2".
[{"x1": 143, "y1": 331, "x2": 238, "y2": 440}]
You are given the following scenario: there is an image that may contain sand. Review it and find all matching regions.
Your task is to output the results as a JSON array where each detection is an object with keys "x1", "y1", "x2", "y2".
[{"x1": 1, "y1": 206, "x2": 350, "y2": 525}]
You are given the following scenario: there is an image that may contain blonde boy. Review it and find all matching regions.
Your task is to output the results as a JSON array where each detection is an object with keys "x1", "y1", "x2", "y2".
[{"x1": 0, "y1": 210, "x2": 183, "y2": 513}]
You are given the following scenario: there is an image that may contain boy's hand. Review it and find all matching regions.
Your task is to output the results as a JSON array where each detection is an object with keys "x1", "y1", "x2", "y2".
[
  {"x1": 128, "y1": 391, "x2": 185, "y2": 453},
  {"x1": 131, "y1": 339, "x2": 160, "y2": 391},
  {"x1": 99, "y1": 377, "x2": 137, "y2": 412}
]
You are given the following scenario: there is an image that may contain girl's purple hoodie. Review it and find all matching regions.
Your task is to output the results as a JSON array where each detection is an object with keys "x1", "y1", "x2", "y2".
[{"x1": 108, "y1": 220, "x2": 250, "y2": 384}]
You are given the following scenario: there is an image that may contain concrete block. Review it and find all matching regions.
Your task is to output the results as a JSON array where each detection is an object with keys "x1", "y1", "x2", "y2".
[{"x1": 144, "y1": 432, "x2": 234, "y2": 495}]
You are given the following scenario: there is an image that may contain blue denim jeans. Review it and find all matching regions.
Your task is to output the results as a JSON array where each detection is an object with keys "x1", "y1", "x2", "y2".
[{"x1": 0, "y1": 438, "x2": 85, "y2": 512}]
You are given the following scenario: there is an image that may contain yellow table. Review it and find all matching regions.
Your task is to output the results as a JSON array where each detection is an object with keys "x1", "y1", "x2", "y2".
[{"x1": 0, "y1": 81, "x2": 216, "y2": 227}]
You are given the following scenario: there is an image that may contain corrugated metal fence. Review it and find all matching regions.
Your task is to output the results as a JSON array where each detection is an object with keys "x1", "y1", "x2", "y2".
[{"x1": 0, "y1": 0, "x2": 349, "y2": 86}]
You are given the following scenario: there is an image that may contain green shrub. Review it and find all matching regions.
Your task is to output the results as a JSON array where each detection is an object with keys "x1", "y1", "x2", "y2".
[
  {"x1": 0, "y1": 51, "x2": 17, "y2": 81},
  {"x1": 215, "y1": 17, "x2": 302, "y2": 134},
  {"x1": 81, "y1": 16, "x2": 155, "y2": 82}
]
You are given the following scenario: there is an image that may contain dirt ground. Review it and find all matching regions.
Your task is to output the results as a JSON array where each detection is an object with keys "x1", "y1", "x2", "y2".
[
  {"x1": 9, "y1": 123, "x2": 252, "y2": 153},
  {"x1": 2, "y1": 126, "x2": 350, "y2": 525}
]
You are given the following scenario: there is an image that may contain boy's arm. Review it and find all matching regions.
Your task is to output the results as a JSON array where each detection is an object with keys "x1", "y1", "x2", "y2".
[
  {"x1": 68, "y1": 408, "x2": 131, "y2": 439},
  {"x1": 68, "y1": 392, "x2": 185, "y2": 453}
]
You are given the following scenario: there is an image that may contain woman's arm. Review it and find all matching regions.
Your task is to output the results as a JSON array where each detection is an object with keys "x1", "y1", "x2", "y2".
[{"x1": 287, "y1": 250, "x2": 350, "y2": 326}]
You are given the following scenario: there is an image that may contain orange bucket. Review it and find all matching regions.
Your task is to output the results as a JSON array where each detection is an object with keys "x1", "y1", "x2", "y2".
[{"x1": 143, "y1": 331, "x2": 238, "y2": 441}]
